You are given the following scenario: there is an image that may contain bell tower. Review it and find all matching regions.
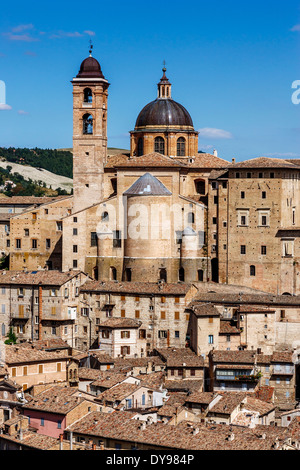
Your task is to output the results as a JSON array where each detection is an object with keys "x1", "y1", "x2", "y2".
[{"x1": 71, "y1": 45, "x2": 109, "y2": 212}]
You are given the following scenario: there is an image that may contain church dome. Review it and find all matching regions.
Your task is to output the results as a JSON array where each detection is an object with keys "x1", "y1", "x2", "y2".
[
  {"x1": 135, "y1": 98, "x2": 194, "y2": 130},
  {"x1": 76, "y1": 56, "x2": 105, "y2": 79},
  {"x1": 134, "y1": 66, "x2": 194, "y2": 131}
]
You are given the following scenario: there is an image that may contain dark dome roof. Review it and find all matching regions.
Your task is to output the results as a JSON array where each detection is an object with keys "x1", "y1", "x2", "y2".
[
  {"x1": 135, "y1": 98, "x2": 194, "y2": 130},
  {"x1": 76, "y1": 56, "x2": 105, "y2": 79}
]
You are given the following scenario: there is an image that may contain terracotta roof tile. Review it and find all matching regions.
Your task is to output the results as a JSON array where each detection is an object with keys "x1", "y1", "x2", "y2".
[
  {"x1": 229, "y1": 157, "x2": 300, "y2": 169},
  {"x1": 0, "y1": 270, "x2": 84, "y2": 286},
  {"x1": 80, "y1": 280, "x2": 192, "y2": 296}
]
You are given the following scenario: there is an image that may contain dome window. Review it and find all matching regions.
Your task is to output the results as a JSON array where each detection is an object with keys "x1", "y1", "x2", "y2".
[
  {"x1": 137, "y1": 138, "x2": 144, "y2": 157},
  {"x1": 154, "y1": 136, "x2": 165, "y2": 155},
  {"x1": 83, "y1": 113, "x2": 93, "y2": 134},
  {"x1": 177, "y1": 137, "x2": 186, "y2": 157}
]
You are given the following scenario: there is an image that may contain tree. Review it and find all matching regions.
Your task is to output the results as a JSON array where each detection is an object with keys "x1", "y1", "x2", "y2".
[{"x1": 5, "y1": 327, "x2": 18, "y2": 345}]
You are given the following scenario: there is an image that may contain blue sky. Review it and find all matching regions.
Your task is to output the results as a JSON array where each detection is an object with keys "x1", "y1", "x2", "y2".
[{"x1": 0, "y1": 0, "x2": 299, "y2": 163}]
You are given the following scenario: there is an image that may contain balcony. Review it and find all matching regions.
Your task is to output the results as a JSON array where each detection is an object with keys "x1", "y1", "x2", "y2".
[
  {"x1": 216, "y1": 371, "x2": 261, "y2": 382},
  {"x1": 11, "y1": 310, "x2": 30, "y2": 320},
  {"x1": 271, "y1": 366, "x2": 294, "y2": 376}
]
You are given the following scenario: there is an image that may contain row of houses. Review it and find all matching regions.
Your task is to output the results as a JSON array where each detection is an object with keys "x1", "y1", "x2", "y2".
[
  {"x1": 1, "y1": 271, "x2": 300, "y2": 358},
  {"x1": 0, "y1": 343, "x2": 300, "y2": 450}
]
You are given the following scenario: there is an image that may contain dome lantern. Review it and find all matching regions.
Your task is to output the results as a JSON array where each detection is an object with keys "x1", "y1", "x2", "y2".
[{"x1": 157, "y1": 62, "x2": 172, "y2": 99}]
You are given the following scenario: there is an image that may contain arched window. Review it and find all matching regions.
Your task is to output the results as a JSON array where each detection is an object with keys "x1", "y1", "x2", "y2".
[
  {"x1": 198, "y1": 270, "x2": 204, "y2": 282},
  {"x1": 250, "y1": 265, "x2": 256, "y2": 277},
  {"x1": 137, "y1": 138, "x2": 144, "y2": 157},
  {"x1": 101, "y1": 211, "x2": 109, "y2": 222},
  {"x1": 83, "y1": 114, "x2": 93, "y2": 134},
  {"x1": 83, "y1": 88, "x2": 92, "y2": 103},
  {"x1": 125, "y1": 268, "x2": 132, "y2": 282},
  {"x1": 177, "y1": 137, "x2": 186, "y2": 157},
  {"x1": 159, "y1": 268, "x2": 167, "y2": 282},
  {"x1": 1, "y1": 323, "x2": 5, "y2": 337},
  {"x1": 110, "y1": 267, "x2": 117, "y2": 281},
  {"x1": 154, "y1": 137, "x2": 165, "y2": 155},
  {"x1": 195, "y1": 179, "x2": 206, "y2": 195},
  {"x1": 188, "y1": 212, "x2": 195, "y2": 224},
  {"x1": 179, "y1": 267, "x2": 185, "y2": 282}
]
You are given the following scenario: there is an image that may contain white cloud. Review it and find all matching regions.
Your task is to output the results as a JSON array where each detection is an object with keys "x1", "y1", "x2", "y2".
[
  {"x1": 50, "y1": 31, "x2": 83, "y2": 39},
  {"x1": 84, "y1": 30, "x2": 96, "y2": 36},
  {"x1": 0, "y1": 104, "x2": 12, "y2": 110},
  {"x1": 291, "y1": 24, "x2": 300, "y2": 32},
  {"x1": 3, "y1": 32, "x2": 39, "y2": 42},
  {"x1": 198, "y1": 127, "x2": 233, "y2": 139},
  {"x1": 18, "y1": 110, "x2": 29, "y2": 115},
  {"x1": 11, "y1": 24, "x2": 34, "y2": 33}
]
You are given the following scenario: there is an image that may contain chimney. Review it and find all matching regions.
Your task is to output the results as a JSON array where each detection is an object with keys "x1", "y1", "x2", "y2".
[
  {"x1": 59, "y1": 433, "x2": 63, "y2": 450},
  {"x1": 227, "y1": 433, "x2": 235, "y2": 441},
  {"x1": 232, "y1": 158, "x2": 236, "y2": 164},
  {"x1": 213, "y1": 149, "x2": 218, "y2": 157},
  {"x1": 69, "y1": 431, "x2": 73, "y2": 450},
  {"x1": 38, "y1": 284, "x2": 43, "y2": 340},
  {"x1": 192, "y1": 427, "x2": 199, "y2": 436}
]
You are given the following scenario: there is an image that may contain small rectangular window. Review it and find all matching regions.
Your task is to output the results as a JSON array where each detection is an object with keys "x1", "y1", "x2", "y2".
[
  {"x1": 261, "y1": 245, "x2": 267, "y2": 255},
  {"x1": 113, "y1": 230, "x2": 121, "y2": 248},
  {"x1": 91, "y1": 232, "x2": 97, "y2": 247}
]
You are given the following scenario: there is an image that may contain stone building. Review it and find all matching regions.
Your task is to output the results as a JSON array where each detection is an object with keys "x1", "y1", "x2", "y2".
[
  {"x1": 3, "y1": 344, "x2": 75, "y2": 392},
  {"x1": 208, "y1": 157, "x2": 300, "y2": 293},
  {"x1": 97, "y1": 317, "x2": 146, "y2": 358},
  {"x1": 78, "y1": 280, "x2": 198, "y2": 353},
  {"x1": 0, "y1": 270, "x2": 89, "y2": 346},
  {"x1": 8, "y1": 196, "x2": 73, "y2": 271},
  {"x1": 209, "y1": 349, "x2": 296, "y2": 408}
]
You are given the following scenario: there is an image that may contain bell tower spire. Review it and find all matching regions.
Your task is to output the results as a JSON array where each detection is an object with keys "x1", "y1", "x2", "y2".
[
  {"x1": 157, "y1": 61, "x2": 172, "y2": 99},
  {"x1": 71, "y1": 49, "x2": 109, "y2": 212}
]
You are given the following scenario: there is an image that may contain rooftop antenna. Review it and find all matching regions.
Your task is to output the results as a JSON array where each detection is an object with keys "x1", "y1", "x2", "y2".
[{"x1": 89, "y1": 40, "x2": 93, "y2": 57}]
